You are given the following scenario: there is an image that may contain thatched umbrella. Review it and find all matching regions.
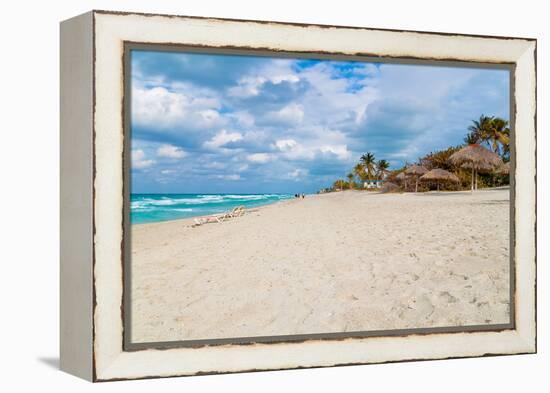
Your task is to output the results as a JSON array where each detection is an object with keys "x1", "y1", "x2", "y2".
[
  {"x1": 449, "y1": 144, "x2": 503, "y2": 191},
  {"x1": 460, "y1": 160, "x2": 496, "y2": 173},
  {"x1": 395, "y1": 171, "x2": 407, "y2": 190},
  {"x1": 381, "y1": 181, "x2": 400, "y2": 193},
  {"x1": 496, "y1": 161, "x2": 510, "y2": 175},
  {"x1": 420, "y1": 168, "x2": 460, "y2": 191},
  {"x1": 405, "y1": 165, "x2": 428, "y2": 192}
]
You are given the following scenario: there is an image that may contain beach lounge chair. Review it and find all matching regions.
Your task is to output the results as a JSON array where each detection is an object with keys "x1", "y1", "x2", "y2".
[
  {"x1": 228, "y1": 206, "x2": 246, "y2": 217},
  {"x1": 212, "y1": 206, "x2": 245, "y2": 221},
  {"x1": 192, "y1": 206, "x2": 246, "y2": 227},
  {"x1": 192, "y1": 214, "x2": 225, "y2": 227}
]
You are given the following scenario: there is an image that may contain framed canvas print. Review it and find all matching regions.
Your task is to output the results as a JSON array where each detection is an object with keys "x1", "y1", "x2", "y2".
[{"x1": 60, "y1": 10, "x2": 537, "y2": 382}]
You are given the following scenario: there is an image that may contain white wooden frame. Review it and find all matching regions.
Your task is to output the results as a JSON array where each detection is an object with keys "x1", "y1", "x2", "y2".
[{"x1": 60, "y1": 10, "x2": 536, "y2": 381}]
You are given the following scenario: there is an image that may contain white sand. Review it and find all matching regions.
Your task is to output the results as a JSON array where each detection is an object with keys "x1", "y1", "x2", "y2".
[{"x1": 130, "y1": 188, "x2": 510, "y2": 343}]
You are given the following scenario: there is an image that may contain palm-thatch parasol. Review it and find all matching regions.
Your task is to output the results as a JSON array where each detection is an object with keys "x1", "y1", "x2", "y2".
[
  {"x1": 381, "y1": 181, "x2": 400, "y2": 193},
  {"x1": 449, "y1": 144, "x2": 503, "y2": 191},
  {"x1": 405, "y1": 165, "x2": 428, "y2": 192},
  {"x1": 420, "y1": 168, "x2": 460, "y2": 191},
  {"x1": 496, "y1": 161, "x2": 511, "y2": 175},
  {"x1": 395, "y1": 171, "x2": 407, "y2": 190},
  {"x1": 459, "y1": 160, "x2": 496, "y2": 173}
]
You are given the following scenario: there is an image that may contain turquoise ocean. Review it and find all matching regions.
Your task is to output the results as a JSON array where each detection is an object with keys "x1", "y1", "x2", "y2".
[{"x1": 131, "y1": 193, "x2": 294, "y2": 224}]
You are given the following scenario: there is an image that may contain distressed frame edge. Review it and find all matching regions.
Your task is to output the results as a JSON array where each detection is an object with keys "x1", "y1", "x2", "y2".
[
  {"x1": 91, "y1": 8, "x2": 537, "y2": 42},
  {"x1": 90, "y1": 11, "x2": 537, "y2": 381},
  {"x1": 512, "y1": 40, "x2": 537, "y2": 354}
]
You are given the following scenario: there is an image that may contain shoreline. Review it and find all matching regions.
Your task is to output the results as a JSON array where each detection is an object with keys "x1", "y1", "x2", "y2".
[
  {"x1": 130, "y1": 187, "x2": 507, "y2": 227},
  {"x1": 130, "y1": 195, "x2": 300, "y2": 227},
  {"x1": 130, "y1": 188, "x2": 510, "y2": 343}
]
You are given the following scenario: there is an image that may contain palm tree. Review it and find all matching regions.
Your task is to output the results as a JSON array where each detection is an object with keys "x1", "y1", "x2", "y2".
[
  {"x1": 468, "y1": 115, "x2": 510, "y2": 157},
  {"x1": 353, "y1": 163, "x2": 366, "y2": 182},
  {"x1": 346, "y1": 173, "x2": 354, "y2": 189},
  {"x1": 376, "y1": 159, "x2": 390, "y2": 179},
  {"x1": 360, "y1": 152, "x2": 376, "y2": 180},
  {"x1": 489, "y1": 117, "x2": 510, "y2": 157},
  {"x1": 464, "y1": 131, "x2": 481, "y2": 145},
  {"x1": 333, "y1": 179, "x2": 346, "y2": 191},
  {"x1": 468, "y1": 114, "x2": 493, "y2": 144}
]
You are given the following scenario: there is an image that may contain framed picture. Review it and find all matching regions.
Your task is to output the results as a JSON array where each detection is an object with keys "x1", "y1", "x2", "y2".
[{"x1": 60, "y1": 10, "x2": 537, "y2": 381}]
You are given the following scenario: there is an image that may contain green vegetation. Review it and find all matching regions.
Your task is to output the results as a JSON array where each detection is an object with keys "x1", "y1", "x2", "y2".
[
  {"x1": 376, "y1": 159, "x2": 390, "y2": 179},
  {"x1": 321, "y1": 115, "x2": 510, "y2": 193},
  {"x1": 465, "y1": 115, "x2": 510, "y2": 160},
  {"x1": 359, "y1": 152, "x2": 377, "y2": 180}
]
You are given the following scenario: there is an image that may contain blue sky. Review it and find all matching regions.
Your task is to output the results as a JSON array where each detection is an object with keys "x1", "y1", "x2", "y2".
[{"x1": 130, "y1": 50, "x2": 510, "y2": 194}]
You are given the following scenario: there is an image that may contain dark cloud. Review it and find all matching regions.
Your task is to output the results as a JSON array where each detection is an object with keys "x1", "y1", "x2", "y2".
[{"x1": 132, "y1": 50, "x2": 266, "y2": 88}]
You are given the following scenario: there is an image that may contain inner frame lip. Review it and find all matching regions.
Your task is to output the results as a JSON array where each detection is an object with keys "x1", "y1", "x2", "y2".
[{"x1": 121, "y1": 41, "x2": 516, "y2": 352}]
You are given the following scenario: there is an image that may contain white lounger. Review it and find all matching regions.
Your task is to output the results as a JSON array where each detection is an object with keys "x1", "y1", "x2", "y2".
[{"x1": 192, "y1": 206, "x2": 246, "y2": 227}]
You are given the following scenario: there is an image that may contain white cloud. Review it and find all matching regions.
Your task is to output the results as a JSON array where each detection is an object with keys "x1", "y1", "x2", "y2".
[
  {"x1": 227, "y1": 60, "x2": 300, "y2": 98},
  {"x1": 204, "y1": 129, "x2": 243, "y2": 149},
  {"x1": 272, "y1": 127, "x2": 352, "y2": 163},
  {"x1": 156, "y1": 144, "x2": 186, "y2": 158},
  {"x1": 319, "y1": 144, "x2": 352, "y2": 161},
  {"x1": 227, "y1": 76, "x2": 266, "y2": 98},
  {"x1": 293, "y1": 63, "x2": 378, "y2": 130},
  {"x1": 287, "y1": 168, "x2": 309, "y2": 180},
  {"x1": 202, "y1": 161, "x2": 227, "y2": 170},
  {"x1": 132, "y1": 85, "x2": 224, "y2": 130},
  {"x1": 353, "y1": 63, "x2": 380, "y2": 77},
  {"x1": 262, "y1": 59, "x2": 301, "y2": 84},
  {"x1": 274, "y1": 138, "x2": 315, "y2": 161},
  {"x1": 247, "y1": 153, "x2": 272, "y2": 163},
  {"x1": 265, "y1": 103, "x2": 304, "y2": 126},
  {"x1": 214, "y1": 174, "x2": 241, "y2": 181},
  {"x1": 132, "y1": 149, "x2": 155, "y2": 169},
  {"x1": 229, "y1": 111, "x2": 255, "y2": 127},
  {"x1": 275, "y1": 139, "x2": 297, "y2": 150}
]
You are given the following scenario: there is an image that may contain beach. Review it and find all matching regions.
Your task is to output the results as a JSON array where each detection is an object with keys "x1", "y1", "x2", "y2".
[{"x1": 130, "y1": 188, "x2": 510, "y2": 343}]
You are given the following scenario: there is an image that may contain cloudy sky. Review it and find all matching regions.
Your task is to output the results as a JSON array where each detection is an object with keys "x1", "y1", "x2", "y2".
[{"x1": 130, "y1": 50, "x2": 509, "y2": 194}]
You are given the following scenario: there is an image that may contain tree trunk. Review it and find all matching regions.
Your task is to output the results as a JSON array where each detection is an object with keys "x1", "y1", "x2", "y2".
[
  {"x1": 471, "y1": 167, "x2": 474, "y2": 192},
  {"x1": 415, "y1": 177, "x2": 418, "y2": 193},
  {"x1": 437, "y1": 182, "x2": 440, "y2": 192},
  {"x1": 475, "y1": 169, "x2": 478, "y2": 190}
]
